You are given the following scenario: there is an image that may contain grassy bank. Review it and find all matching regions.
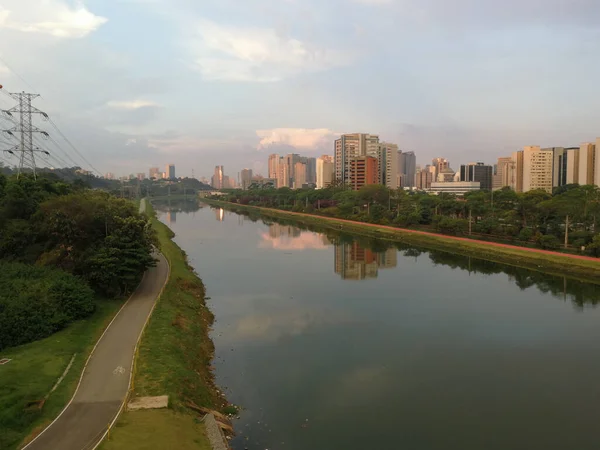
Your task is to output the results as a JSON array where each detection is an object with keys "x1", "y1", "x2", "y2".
[
  {"x1": 100, "y1": 200, "x2": 223, "y2": 449},
  {"x1": 0, "y1": 299, "x2": 123, "y2": 450},
  {"x1": 205, "y1": 199, "x2": 600, "y2": 283}
]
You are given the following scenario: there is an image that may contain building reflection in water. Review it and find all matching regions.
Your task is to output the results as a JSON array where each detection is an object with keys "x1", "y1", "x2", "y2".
[
  {"x1": 166, "y1": 210, "x2": 177, "y2": 225},
  {"x1": 215, "y1": 208, "x2": 225, "y2": 222},
  {"x1": 260, "y1": 223, "x2": 330, "y2": 251},
  {"x1": 334, "y1": 242, "x2": 397, "y2": 280}
]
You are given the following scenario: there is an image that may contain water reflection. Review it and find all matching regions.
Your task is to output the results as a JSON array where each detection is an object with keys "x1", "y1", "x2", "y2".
[
  {"x1": 260, "y1": 223, "x2": 331, "y2": 251},
  {"x1": 334, "y1": 242, "x2": 396, "y2": 280}
]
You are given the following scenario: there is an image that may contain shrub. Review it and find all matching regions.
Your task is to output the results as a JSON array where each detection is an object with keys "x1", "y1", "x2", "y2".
[
  {"x1": 518, "y1": 228, "x2": 534, "y2": 241},
  {"x1": 0, "y1": 263, "x2": 95, "y2": 350},
  {"x1": 537, "y1": 234, "x2": 561, "y2": 250}
]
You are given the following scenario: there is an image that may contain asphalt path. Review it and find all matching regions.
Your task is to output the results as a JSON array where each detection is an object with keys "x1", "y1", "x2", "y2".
[{"x1": 25, "y1": 199, "x2": 168, "y2": 450}]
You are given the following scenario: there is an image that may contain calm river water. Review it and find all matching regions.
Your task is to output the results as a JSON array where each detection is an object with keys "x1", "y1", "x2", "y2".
[{"x1": 156, "y1": 200, "x2": 600, "y2": 450}]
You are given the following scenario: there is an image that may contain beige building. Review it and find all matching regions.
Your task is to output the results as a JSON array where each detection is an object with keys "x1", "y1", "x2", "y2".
[
  {"x1": 149, "y1": 167, "x2": 160, "y2": 179},
  {"x1": 293, "y1": 162, "x2": 307, "y2": 189},
  {"x1": 566, "y1": 148, "x2": 579, "y2": 184},
  {"x1": 522, "y1": 146, "x2": 553, "y2": 193},
  {"x1": 510, "y1": 151, "x2": 524, "y2": 192},
  {"x1": 316, "y1": 155, "x2": 334, "y2": 189},
  {"x1": 276, "y1": 159, "x2": 289, "y2": 189},
  {"x1": 334, "y1": 133, "x2": 379, "y2": 185},
  {"x1": 366, "y1": 142, "x2": 399, "y2": 189},
  {"x1": 240, "y1": 168, "x2": 253, "y2": 190},
  {"x1": 578, "y1": 143, "x2": 596, "y2": 186},
  {"x1": 493, "y1": 157, "x2": 515, "y2": 190},
  {"x1": 268, "y1": 154, "x2": 279, "y2": 179}
]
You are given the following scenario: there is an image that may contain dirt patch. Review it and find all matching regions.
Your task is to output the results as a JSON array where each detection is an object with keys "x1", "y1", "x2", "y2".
[{"x1": 128, "y1": 395, "x2": 169, "y2": 411}]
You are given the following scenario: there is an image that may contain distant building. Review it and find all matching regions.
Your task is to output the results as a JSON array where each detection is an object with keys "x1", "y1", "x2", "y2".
[
  {"x1": 293, "y1": 162, "x2": 307, "y2": 189},
  {"x1": 415, "y1": 169, "x2": 433, "y2": 190},
  {"x1": 335, "y1": 133, "x2": 379, "y2": 186},
  {"x1": 370, "y1": 142, "x2": 399, "y2": 189},
  {"x1": 276, "y1": 159, "x2": 289, "y2": 189},
  {"x1": 349, "y1": 156, "x2": 378, "y2": 190},
  {"x1": 493, "y1": 157, "x2": 516, "y2": 190},
  {"x1": 460, "y1": 162, "x2": 493, "y2": 190},
  {"x1": 431, "y1": 157, "x2": 450, "y2": 181},
  {"x1": 510, "y1": 151, "x2": 524, "y2": 192},
  {"x1": 268, "y1": 154, "x2": 279, "y2": 179},
  {"x1": 241, "y1": 168, "x2": 253, "y2": 190},
  {"x1": 398, "y1": 151, "x2": 416, "y2": 188},
  {"x1": 316, "y1": 155, "x2": 335, "y2": 189},
  {"x1": 285, "y1": 154, "x2": 301, "y2": 188},
  {"x1": 149, "y1": 167, "x2": 160, "y2": 179},
  {"x1": 212, "y1": 165, "x2": 224, "y2": 189},
  {"x1": 166, "y1": 164, "x2": 175, "y2": 179},
  {"x1": 136, "y1": 172, "x2": 146, "y2": 181},
  {"x1": 578, "y1": 142, "x2": 597, "y2": 186},
  {"x1": 429, "y1": 181, "x2": 481, "y2": 195},
  {"x1": 104, "y1": 172, "x2": 114, "y2": 180},
  {"x1": 305, "y1": 157, "x2": 317, "y2": 184},
  {"x1": 522, "y1": 146, "x2": 553, "y2": 193}
]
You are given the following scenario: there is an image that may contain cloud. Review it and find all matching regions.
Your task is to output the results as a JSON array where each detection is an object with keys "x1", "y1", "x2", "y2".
[
  {"x1": 256, "y1": 128, "x2": 339, "y2": 151},
  {"x1": 187, "y1": 19, "x2": 350, "y2": 82},
  {"x1": 0, "y1": 0, "x2": 107, "y2": 38},
  {"x1": 106, "y1": 100, "x2": 160, "y2": 110}
]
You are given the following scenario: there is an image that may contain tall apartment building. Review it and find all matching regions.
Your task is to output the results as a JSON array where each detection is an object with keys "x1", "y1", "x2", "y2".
[
  {"x1": 166, "y1": 164, "x2": 175, "y2": 179},
  {"x1": 211, "y1": 165, "x2": 224, "y2": 189},
  {"x1": 493, "y1": 157, "x2": 516, "y2": 190},
  {"x1": 305, "y1": 157, "x2": 317, "y2": 184},
  {"x1": 521, "y1": 146, "x2": 553, "y2": 193},
  {"x1": 550, "y1": 148, "x2": 567, "y2": 188},
  {"x1": 566, "y1": 147, "x2": 580, "y2": 184},
  {"x1": 240, "y1": 168, "x2": 253, "y2": 190},
  {"x1": 460, "y1": 162, "x2": 493, "y2": 190},
  {"x1": 334, "y1": 133, "x2": 379, "y2": 185},
  {"x1": 510, "y1": 151, "x2": 524, "y2": 192},
  {"x1": 578, "y1": 142, "x2": 596, "y2": 186},
  {"x1": 431, "y1": 157, "x2": 449, "y2": 181},
  {"x1": 369, "y1": 142, "x2": 398, "y2": 189},
  {"x1": 149, "y1": 167, "x2": 160, "y2": 179},
  {"x1": 268, "y1": 154, "x2": 280, "y2": 179},
  {"x1": 349, "y1": 156, "x2": 378, "y2": 190},
  {"x1": 293, "y1": 162, "x2": 307, "y2": 189},
  {"x1": 285, "y1": 153, "x2": 301, "y2": 188},
  {"x1": 276, "y1": 159, "x2": 289, "y2": 189},
  {"x1": 316, "y1": 155, "x2": 334, "y2": 189}
]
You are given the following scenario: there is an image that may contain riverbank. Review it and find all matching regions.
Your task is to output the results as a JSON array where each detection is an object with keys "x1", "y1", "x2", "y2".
[
  {"x1": 100, "y1": 200, "x2": 225, "y2": 449},
  {"x1": 205, "y1": 199, "x2": 600, "y2": 283},
  {"x1": 0, "y1": 299, "x2": 122, "y2": 450}
]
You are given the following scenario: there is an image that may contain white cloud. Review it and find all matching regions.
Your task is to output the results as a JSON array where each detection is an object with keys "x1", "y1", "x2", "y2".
[
  {"x1": 106, "y1": 100, "x2": 159, "y2": 110},
  {"x1": 256, "y1": 128, "x2": 339, "y2": 150},
  {"x1": 188, "y1": 19, "x2": 349, "y2": 82},
  {"x1": 0, "y1": 1, "x2": 107, "y2": 38}
]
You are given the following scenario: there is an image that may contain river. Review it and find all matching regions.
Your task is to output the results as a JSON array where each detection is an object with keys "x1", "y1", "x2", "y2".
[{"x1": 155, "y1": 200, "x2": 600, "y2": 450}]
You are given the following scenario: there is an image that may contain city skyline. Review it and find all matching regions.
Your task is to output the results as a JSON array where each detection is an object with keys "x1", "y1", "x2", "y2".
[{"x1": 0, "y1": 1, "x2": 599, "y2": 179}]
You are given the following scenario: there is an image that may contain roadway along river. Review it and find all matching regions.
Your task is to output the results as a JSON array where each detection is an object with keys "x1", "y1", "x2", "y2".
[{"x1": 156, "y1": 200, "x2": 600, "y2": 450}]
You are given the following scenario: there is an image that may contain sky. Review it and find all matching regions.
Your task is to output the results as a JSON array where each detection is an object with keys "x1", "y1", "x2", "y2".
[{"x1": 0, "y1": 0, "x2": 599, "y2": 179}]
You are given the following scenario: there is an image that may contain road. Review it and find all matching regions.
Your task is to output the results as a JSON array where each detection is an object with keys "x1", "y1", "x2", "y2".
[{"x1": 24, "y1": 199, "x2": 168, "y2": 450}]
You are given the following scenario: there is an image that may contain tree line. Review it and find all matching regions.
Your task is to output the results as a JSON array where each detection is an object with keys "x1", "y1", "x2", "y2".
[
  {"x1": 0, "y1": 174, "x2": 156, "y2": 350},
  {"x1": 218, "y1": 183, "x2": 600, "y2": 255}
]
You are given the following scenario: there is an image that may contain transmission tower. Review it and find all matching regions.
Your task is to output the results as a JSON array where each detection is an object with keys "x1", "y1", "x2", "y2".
[{"x1": 1, "y1": 89, "x2": 50, "y2": 179}]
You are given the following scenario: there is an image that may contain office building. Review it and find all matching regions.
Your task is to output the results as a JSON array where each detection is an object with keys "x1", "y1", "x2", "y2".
[
  {"x1": 349, "y1": 156, "x2": 378, "y2": 190},
  {"x1": 415, "y1": 169, "x2": 433, "y2": 190},
  {"x1": 149, "y1": 167, "x2": 160, "y2": 179},
  {"x1": 136, "y1": 173, "x2": 146, "y2": 181},
  {"x1": 522, "y1": 146, "x2": 553, "y2": 193},
  {"x1": 578, "y1": 143, "x2": 596, "y2": 186},
  {"x1": 241, "y1": 168, "x2": 253, "y2": 190},
  {"x1": 510, "y1": 151, "x2": 524, "y2": 192},
  {"x1": 276, "y1": 159, "x2": 289, "y2": 189},
  {"x1": 166, "y1": 164, "x2": 175, "y2": 179},
  {"x1": 370, "y1": 142, "x2": 399, "y2": 189},
  {"x1": 316, "y1": 155, "x2": 335, "y2": 189},
  {"x1": 335, "y1": 133, "x2": 379, "y2": 186},
  {"x1": 431, "y1": 157, "x2": 450, "y2": 181},
  {"x1": 493, "y1": 157, "x2": 516, "y2": 190},
  {"x1": 306, "y1": 157, "x2": 317, "y2": 184},
  {"x1": 398, "y1": 151, "x2": 416, "y2": 188},
  {"x1": 285, "y1": 153, "x2": 301, "y2": 188},
  {"x1": 212, "y1": 165, "x2": 224, "y2": 189},
  {"x1": 460, "y1": 162, "x2": 493, "y2": 190},
  {"x1": 429, "y1": 181, "x2": 481, "y2": 195}
]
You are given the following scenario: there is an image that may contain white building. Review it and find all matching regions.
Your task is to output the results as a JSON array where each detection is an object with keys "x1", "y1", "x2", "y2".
[
  {"x1": 428, "y1": 181, "x2": 481, "y2": 195},
  {"x1": 316, "y1": 155, "x2": 335, "y2": 189}
]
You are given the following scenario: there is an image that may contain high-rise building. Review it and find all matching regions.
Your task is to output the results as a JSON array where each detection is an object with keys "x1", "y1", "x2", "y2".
[
  {"x1": 166, "y1": 164, "x2": 175, "y2": 179},
  {"x1": 415, "y1": 169, "x2": 433, "y2": 190},
  {"x1": 136, "y1": 173, "x2": 146, "y2": 181},
  {"x1": 149, "y1": 167, "x2": 160, "y2": 179},
  {"x1": 306, "y1": 157, "x2": 317, "y2": 184},
  {"x1": 578, "y1": 142, "x2": 596, "y2": 186},
  {"x1": 522, "y1": 146, "x2": 553, "y2": 193},
  {"x1": 212, "y1": 165, "x2": 224, "y2": 189},
  {"x1": 349, "y1": 156, "x2": 378, "y2": 190},
  {"x1": 431, "y1": 157, "x2": 449, "y2": 181},
  {"x1": 316, "y1": 155, "x2": 335, "y2": 189},
  {"x1": 398, "y1": 151, "x2": 416, "y2": 188},
  {"x1": 104, "y1": 172, "x2": 114, "y2": 180},
  {"x1": 285, "y1": 153, "x2": 301, "y2": 188},
  {"x1": 293, "y1": 162, "x2": 307, "y2": 189},
  {"x1": 493, "y1": 157, "x2": 516, "y2": 190},
  {"x1": 241, "y1": 168, "x2": 253, "y2": 190},
  {"x1": 370, "y1": 142, "x2": 399, "y2": 189},
  {"x1": 276, "y1": 158, "x2": 289, "y2": 189},
  {"x1": 335, "y1": 133, "x2": 379, "y2": 186},
  {"x1": 268, "y1": 154, "x2": 280, "y2": 179},
  {"x1": 460, "y1": 162, "x2": 493, "y2": 190},
  {"x1": 510, "y1": 151, "x2": 524, "y2": 192}
]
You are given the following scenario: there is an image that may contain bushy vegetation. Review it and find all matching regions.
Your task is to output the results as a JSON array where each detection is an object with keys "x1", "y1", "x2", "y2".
[
  {"x1": 0, "y1": 263, "x2": 94, "y2": 351},
  {"x1": 218, "y1": 183, "x2": 600, "y2": 254},
  {"x1": 0, "y1": 173, "x2": 156, "y2": 349}
]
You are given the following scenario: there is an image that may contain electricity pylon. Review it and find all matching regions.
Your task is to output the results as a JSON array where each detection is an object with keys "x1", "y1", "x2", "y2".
[{"x1": 1, "y1": 89, "x2": 50, "y2": 179}]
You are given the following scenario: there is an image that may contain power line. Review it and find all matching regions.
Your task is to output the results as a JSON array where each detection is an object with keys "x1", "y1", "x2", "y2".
[
  {"x1": 47, "y1": 118, "x2": 102, "y2": 177},
  {"x1": 0, "y1": 54, "x2": 39, "y2": 94}
]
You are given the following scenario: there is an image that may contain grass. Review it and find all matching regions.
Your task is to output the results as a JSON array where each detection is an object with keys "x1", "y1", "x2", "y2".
[
  {"x1": 100, "y1": 409, "x2": 211, "y2": 450},
  {"x1": 103, "y1": 200, "x2": 222, "y2": 449},
  {"x1": 204, "y1": 199, "x2": 600, "y2": 284},
  {"x1": 0, "y1": 298, "x2": 123, "y2": 450}
]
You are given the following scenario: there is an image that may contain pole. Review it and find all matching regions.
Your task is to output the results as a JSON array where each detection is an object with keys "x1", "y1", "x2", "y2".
[
  {"x1": 564, "y1": 215, "x2": 569, "y2": 249},
  {"x1": 469, "y1": 208, "x2": 472, "y2": 235}
]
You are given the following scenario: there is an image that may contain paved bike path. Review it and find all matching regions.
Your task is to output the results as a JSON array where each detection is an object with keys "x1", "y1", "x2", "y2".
[{"x1": 25, "y1": 200, "x2": 168, "y2": 450}]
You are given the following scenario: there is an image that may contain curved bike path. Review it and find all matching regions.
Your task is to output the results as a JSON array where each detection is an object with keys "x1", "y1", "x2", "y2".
[{"x1": 24, "y1": 200, "x2": 168, "y2": 450}]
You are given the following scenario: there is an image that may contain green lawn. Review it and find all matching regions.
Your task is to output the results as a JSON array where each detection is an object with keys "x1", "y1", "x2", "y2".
[
  {"x1": 0, "y1": 299, "x2": 123, "y2": 450},
  {"x1": 100, "y1": 409, "x2": 211, "y2": 450}
]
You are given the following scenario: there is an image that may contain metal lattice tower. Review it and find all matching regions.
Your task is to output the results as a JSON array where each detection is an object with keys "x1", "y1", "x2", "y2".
[{"x1": 2, "y1": 91, "x2": 50, "y2": 179}]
